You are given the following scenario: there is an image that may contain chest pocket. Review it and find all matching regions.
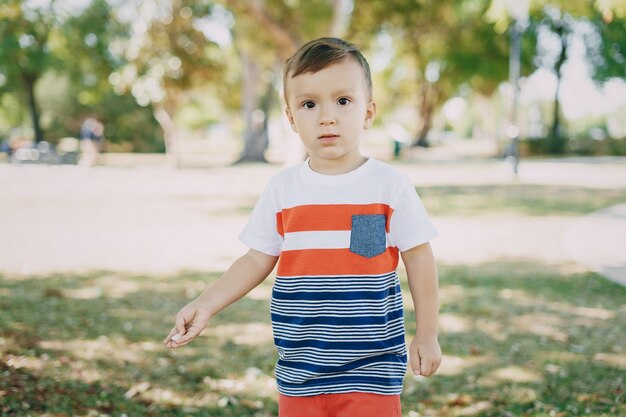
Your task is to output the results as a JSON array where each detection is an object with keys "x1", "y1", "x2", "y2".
[{"x1": 349, "y1": 214, "x2": 387, "y2": 258}]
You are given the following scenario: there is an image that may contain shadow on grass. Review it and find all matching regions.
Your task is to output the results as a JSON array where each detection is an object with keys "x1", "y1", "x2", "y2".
[
  {"x1": 417, "y1": 184, "x2": 626, "y2": 216},
  {"x1": 1, "y1": 261, "x2": 624, "y2": 416},
  {"x1": 400, "y1": 261, "x2": 625, "y2": 417}
]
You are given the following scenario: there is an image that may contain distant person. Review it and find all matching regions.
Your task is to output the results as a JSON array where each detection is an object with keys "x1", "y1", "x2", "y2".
[
  {"x1": 78, "y1": 117, "x2": 104, "y2": 167},
  {"x1": 164, "y1": 38, "x2": 441, "y2": 417}
]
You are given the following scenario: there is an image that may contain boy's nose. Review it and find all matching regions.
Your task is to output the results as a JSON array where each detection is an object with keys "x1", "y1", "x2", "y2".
[{"x1": 319, "y1": 107, "x2": 336, "y2": 125}]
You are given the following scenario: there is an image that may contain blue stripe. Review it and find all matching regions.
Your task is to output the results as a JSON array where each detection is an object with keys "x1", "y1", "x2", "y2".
[
  {"x1": 274, "y1": 334, "x2": 406, "y2": 350},
  {"x1": 270, "y1": 270, "x2": 407, "y2": 396},
  {"x1": 278, "y1": 374, "x2": 405, "y2": 390},
  {"x1": 271, "y1": 308, "x2": 403, "y2": 326},
  {"x1": 278, "y1": 353, "x2": 406, "y2": 374},
  {"x1": 278, "y1": 384, "x2": 403, "y2": 396},
  {"x1": 273, "y1": 284, "x2": 401, "y2": 301}
]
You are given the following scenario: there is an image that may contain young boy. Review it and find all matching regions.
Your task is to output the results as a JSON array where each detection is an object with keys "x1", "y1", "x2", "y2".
[{"x1": 164, "y1": 37, "x2": 441, "y2": 417}]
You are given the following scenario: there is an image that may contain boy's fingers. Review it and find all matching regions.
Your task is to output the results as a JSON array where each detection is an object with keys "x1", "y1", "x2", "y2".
[
  {"x1": 175, "y1": 323, "x2": 203, "y2": 345},
  {"x1": 175, "y1": 314, "x2": 189, "y2": 337},
  {"x1": 420, "y1": 360, "x2": 433, "y2": 376},
  {"x1": 163, "y1": 328, "x2": 178, "y2": 344},
  {"x1": 410, "y1": 354, "x2": 421, "y2": 375},
  {"x1": 420, "y1": 357, "x2": 441, "y2": 376}
]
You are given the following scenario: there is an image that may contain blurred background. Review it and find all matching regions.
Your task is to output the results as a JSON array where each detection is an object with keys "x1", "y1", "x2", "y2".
[
  {"x1": 1, "y1": 0, "x2": 625, "y2": 165},
  {"x1": 1, "y1": 1, "x2": 626, "y2": 417}
]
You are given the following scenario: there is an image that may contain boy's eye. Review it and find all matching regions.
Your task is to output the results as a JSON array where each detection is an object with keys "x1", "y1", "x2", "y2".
[
  {"x1": 337, "y1": 97, "x2": 350, "y2": 105},
  {"x1": 302, "y1": 101, "x2": 316, "y2": 109}
]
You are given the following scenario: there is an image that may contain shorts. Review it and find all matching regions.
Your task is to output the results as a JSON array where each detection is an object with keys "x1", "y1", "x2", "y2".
[{"x1": 278, "y1": 392, "x2": 402, "y2": 417}]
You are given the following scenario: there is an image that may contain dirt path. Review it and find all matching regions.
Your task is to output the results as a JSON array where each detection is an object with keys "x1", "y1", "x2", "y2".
[{"x1": 1, "y1": 158, "x2": 624, "y2": 280}]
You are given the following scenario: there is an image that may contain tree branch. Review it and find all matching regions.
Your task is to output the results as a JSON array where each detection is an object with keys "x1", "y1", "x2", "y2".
[{"x1": 227, "y1": 0, "x2": 300, "y2": 59}]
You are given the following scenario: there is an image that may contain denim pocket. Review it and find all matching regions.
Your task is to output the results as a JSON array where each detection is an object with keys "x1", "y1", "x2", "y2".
[{"x1": 349, "y1": 214, "x2": 387, "y2": 258}]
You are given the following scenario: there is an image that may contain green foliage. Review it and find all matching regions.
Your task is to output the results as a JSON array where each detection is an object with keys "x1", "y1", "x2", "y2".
[
  {"x1": 348, "y1": 0, "x2": 527, "y2": 144},
  {"x1": 521, "y1": 136, "x2": 626, "y2": 157},
  {"x1": 585, "y1": 10, "x2": 626, "y2": 83},
  {"x1": 0, "y1": 0, "x2": 57, "y2": 88}
]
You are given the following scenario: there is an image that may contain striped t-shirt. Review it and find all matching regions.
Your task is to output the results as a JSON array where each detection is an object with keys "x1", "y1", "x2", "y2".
[{"x1": 239, "y1": 158, "x2": 438, "y2": 396}]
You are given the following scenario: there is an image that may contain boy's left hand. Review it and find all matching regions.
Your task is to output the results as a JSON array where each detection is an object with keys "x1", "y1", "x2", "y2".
[{"x1": 409, "y1": 337, "x2": 442, "y2": 377}]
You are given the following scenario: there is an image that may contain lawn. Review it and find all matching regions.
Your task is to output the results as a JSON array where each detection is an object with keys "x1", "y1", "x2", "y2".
[{"x1": 1, "y1": 182, "x2": 625, "y2": 417}]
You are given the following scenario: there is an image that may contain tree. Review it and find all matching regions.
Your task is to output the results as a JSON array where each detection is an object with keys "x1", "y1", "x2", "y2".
[
  {"x1": 111, "y1": 0, "x2": 227, "y2": 167},
  {"x1": 222, "y1": 0, "x2": 353, "y2": 162},
  {"x1": 350, "y1": 0, "x2": 517, "y2": 147},
  {"x1": 537, "y1": 6, "x2": 573, "y2": 148},
  {"x1": 490, "y1": 0, "x2": 625, "y2": 153},
  {"x1": 0, "y1": 0, "x2": 58, "y2": 142},
  {"x1": 585, "y1": 8, "x2": 626, "y2": 84}
]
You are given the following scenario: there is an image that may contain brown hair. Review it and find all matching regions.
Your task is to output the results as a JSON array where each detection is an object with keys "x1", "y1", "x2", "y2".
[{"x1": 283, "y1": 37, "x2": 372, "y2": 105}]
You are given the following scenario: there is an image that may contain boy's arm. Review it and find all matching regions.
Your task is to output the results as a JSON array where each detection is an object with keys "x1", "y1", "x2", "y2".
[
  {"x1": 164, "y1": 249, "x2": 278, "y2": 348},
  {"x1": 401, "y1": 242, "x2": 442, "y2": 377}
]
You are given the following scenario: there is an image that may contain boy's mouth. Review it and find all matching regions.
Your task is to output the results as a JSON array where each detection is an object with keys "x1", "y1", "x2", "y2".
[{"x1": 319, "y1": 134, "x2": 339, "y2": 140}]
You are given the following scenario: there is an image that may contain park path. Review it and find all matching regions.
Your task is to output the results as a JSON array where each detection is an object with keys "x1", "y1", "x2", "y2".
[
  {"x1": 0, "y1": 157, "x2": 624, "y2": 283},
  {"x1": 565, "y1": 203, "x2": 626, "y2": 286}
]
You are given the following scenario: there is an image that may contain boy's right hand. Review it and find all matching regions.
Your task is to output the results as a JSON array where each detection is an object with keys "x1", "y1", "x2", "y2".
[{"x1": 163, "y1": 299, "x2": 211, "y2": 349}]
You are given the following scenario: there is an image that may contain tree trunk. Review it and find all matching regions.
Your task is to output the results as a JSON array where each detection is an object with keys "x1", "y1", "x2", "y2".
[
  {"x1": 414, "y1": 82, "x2": 438, "y2": 147},
  {"x1": 237, "y1": 52, "x2": 270, "y2": 163},
  {"x1": 154, "y1": 106, "x2": 181, "y2": 169},
  {"x1": 23, "y1": 73, "x2": 44, "y2": 143},
  {"x1": 552, "y1": 75, "x2": 562, "y2": 138},
  {"x1": 551, "y1": 29, "x2": 567, "y2": 139},
  {"x1": 547, "y1": 23, "x2": 568, "y2": 154},
  {"x1": 329, "y1": 0, "x2": 352, "y2": 37}
]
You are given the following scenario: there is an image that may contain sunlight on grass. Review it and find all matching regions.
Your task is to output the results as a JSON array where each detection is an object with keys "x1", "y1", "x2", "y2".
[
  {"x1": 592, "y1": 353, "x2": 626, "y2": 370},
  {"x1": 436, "y1": 355, "x2": 494, "y2": 376},
  {"x1": 439, "y1": 314, "x2": 471, "y2": 333},
  {"x1": 1, "y1": 259, "x2": 625, "y2": 416},
  {"x1": 479, "y1": 366, "x2": 544, "y2": 386},
  {"x1": 212, "y1": 322, "x2": 274, "y2": 346},
  {"x1": 512, "y1": 313, "x2": 569, "y2": 342}
]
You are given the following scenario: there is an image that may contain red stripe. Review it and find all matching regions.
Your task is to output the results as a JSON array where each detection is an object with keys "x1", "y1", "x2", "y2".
[
  {"x1": 281, "y1": 204, "x2": 393, "y2": 234},
  {"x1": 277, "y1": 247, "x2": 399, "y2": 277}
]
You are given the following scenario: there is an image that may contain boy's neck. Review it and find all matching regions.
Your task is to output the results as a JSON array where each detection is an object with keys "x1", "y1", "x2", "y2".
[{"x1": 308, "y1": 154, "x2": 368, "y2": 175}]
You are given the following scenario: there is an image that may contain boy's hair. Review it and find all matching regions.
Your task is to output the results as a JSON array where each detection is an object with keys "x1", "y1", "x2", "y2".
[{"x1": 283, "y1": 37, "x2": 372, "y2": 105}]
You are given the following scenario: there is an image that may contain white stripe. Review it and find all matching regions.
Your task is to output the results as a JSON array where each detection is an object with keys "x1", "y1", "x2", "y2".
[
  {"x1": 271, "y1": 293, "x2": 401, "y2": 307},
  {"x1": 273, "y1": 328, "x2": 406, "y2": 342},
  {"x1": 276, "y1": 366, "x2": 407, "y2": 381},
  {"x1": 274, "y1": 272, "x2": 397, "y2": 286},
  {"x1": 277, "y1": 271, "x2": 396, "y2": 280},
  {"x1": 274, "y1": 324, "x2": 404, "y2": 336},
  {"x1": 276, "y1": 345, "x2": 407, "y2": 367},
  {"x1": 278, "y1": 383, "x2": 402, "y2": 396},
  {"x1": 276, "y1": 355, "x2": 406, "y2": 367},
  {"x1": 278, "y1": 345, "x2": 405, "y2": 357},
  {"x1": 270, "y1": 305, "x2": 403, "y2": 317},
  {"x1": 282, "y1": 230, "x2": 394, "y2": 251},
  {"x1": 276, "y1": 367, "x2": 407, "y2": 383}
]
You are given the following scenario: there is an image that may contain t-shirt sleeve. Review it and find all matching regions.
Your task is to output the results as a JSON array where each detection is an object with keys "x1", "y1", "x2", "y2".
[
  {"x1": 238, "y1": 180, "x2": 283, "y2": 256},
  {"x1": 389, "y1": 175, "x2": 439, "y2": 252}
]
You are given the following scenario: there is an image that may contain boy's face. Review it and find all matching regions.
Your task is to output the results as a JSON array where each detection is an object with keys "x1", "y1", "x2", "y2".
[{"x1": 285, "y1": 58, "x2": 376, "y2": 170}]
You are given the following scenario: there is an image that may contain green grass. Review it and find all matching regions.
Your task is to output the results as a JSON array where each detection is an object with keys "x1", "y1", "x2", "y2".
[
  {"x1": 400, "y1": 263, "x2": 626, "y2": 417},
  {"x1": 418, "y1": 185, "x2": 626, "y2": 216},
  {"x1": 1, "y1": 262, "x2": 624, "y2": 416},
  {"x1": 2, "y1": 178, "x2": 625, "y2": 416}
]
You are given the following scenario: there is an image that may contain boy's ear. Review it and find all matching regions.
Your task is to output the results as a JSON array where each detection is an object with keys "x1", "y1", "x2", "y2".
[
  {"x1": 364, "y1": 100, "x2": 377, "y2": 129},
  {"x1": 285, "y1": 106, "x2": 297, "y2": 132}
]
